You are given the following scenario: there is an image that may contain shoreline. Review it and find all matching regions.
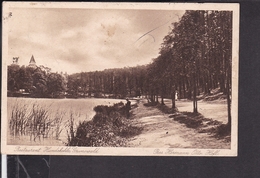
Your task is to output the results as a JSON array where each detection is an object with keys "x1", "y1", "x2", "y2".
[{"x1": 6, "y1": 97, "x2": 230, "y2": 148}]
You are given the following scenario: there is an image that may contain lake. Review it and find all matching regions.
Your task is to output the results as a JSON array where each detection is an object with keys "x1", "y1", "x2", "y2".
[{"x1": 7, "y1": 97, "x2": 128, "y2": 146}]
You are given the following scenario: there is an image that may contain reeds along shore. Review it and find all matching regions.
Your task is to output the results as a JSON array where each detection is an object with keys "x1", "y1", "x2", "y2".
[
  {"x1": 8, "y1": 100, "x2": 141, "y2": 146},
  {"x1": 9, "y1": 101, "x2": 65, "y2": 142}
]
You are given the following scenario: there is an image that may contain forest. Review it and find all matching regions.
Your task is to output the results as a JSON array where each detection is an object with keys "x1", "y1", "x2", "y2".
[{"x1": 7, "y1": 10, "x2": 232, "y2": 125}]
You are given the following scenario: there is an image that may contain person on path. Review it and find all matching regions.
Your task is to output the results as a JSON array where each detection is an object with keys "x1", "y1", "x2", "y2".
[{"x1": 125, "y1": 98, "x2": 131, "y2": 119}]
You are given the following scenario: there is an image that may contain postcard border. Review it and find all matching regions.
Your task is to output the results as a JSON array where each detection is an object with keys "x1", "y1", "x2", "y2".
[{"x1": 1, "y1": 2, "x2": 239, "y2": 156}]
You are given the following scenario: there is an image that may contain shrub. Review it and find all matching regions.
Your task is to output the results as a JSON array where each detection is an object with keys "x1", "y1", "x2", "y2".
[{"x1": 67, "y1": 102, "x2": 142, "y2": 147}]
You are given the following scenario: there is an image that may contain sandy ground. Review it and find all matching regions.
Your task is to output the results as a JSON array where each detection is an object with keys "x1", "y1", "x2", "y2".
[
  {"x1": 164, "y1": 99, "x2": 228, "y2": 124},
  {"x1": 127, "y1": 100, "x2": 230, "y2": 149}
]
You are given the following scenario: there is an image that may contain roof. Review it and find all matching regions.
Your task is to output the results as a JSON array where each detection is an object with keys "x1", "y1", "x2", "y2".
[{"x1": 29, "y1": 55, "x2": 36, "y2": 63}]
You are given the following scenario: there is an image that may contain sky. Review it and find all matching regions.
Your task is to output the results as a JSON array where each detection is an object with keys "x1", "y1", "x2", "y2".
[{"x1": 8, "y1": 7, "x2": 184, "y2": 74}]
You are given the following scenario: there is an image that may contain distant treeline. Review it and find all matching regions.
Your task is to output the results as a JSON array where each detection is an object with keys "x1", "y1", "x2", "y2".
[
  {"x1": 67, "y1": 66, "x2": 146, "y2": 98},
  {"x1": 7, "y1": 10, "x2": 232, "y2": 125}
]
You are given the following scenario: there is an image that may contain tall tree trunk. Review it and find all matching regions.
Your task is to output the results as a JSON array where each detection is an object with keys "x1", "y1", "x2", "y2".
[
  {"x1": 178, "y1": 80, "x2": 182, "y2": 99},
  {"x1": 161, "y1": 86, "x2": 165, "y2": 105},
  {"x1": 193, "y1": 73, "x2": 198, "y2": 113},
  {"x1": 187, "y1": 82, "x2": 192, "y2": 100},
  {"x1": 219, "y1": 73, "x2": 225, "y2": 92},
  {"x1": 226, "y1": 11, "x2": 232, "y2": 128},
  {"x1": 227, "y1": 69, "x2": 231, "y2": 128},
  {"x1": 171, "y1": 85, "x2": 176, "y2": 109},
  {"x1": 182, "y1": 77, "x2": 186, "y2": 98}
]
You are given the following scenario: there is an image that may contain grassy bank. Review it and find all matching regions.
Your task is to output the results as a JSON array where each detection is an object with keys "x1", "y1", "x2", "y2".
[{"x1": 67, "y1": 102, "x2": 142, "y2": 147}]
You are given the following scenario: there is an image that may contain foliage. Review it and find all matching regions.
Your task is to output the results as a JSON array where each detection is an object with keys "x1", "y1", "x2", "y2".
[
  {"x1": 67, "y1": 102, "x2": 142, "y2": 147},
  {"x1": 145, "y1": 10, "x2": 232, "y2": 125},
  {"x1": 7, "y1": 65, "x2": 67, "y2": 98},
  {"x1": 67, "y1": 66, "x2": 147, "y2": 98}
]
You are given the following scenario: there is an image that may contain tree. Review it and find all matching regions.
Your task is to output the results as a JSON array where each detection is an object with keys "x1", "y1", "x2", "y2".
[
  {"x1": 17, "y1": 66, "x2": 33, "y2": 92},
  {"x1": 8, "y1": 65, "x2": 20, "y2": 92},
  {"x1": 47, "y1": 73, "x2": 66, "y2": 98},
  {"x1": 32, "y1": 70, "x2": 47, "y2": 97},
  {"x1": 157, "y1": 10, "x2": 232, "y2": 115}
]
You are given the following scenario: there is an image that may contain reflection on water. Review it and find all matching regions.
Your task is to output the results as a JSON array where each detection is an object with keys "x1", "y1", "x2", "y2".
[{"x1": 7, "y1": 97, "x2": 127, "y2": 146}]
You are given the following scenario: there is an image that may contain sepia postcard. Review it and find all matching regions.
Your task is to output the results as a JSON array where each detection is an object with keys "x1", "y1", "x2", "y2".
[{"x1": 2, "y1": 2, "x2": 239, "y2": 156}]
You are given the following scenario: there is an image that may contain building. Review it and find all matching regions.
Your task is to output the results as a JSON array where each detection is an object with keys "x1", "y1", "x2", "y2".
[{"x1": 28, "y1": 55, "x2": 37, "y2": 68}]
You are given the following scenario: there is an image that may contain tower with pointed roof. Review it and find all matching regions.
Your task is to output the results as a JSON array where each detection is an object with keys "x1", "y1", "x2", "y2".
[{"x1": 28, "y1": 55, "x2": 37, "y2": 68}]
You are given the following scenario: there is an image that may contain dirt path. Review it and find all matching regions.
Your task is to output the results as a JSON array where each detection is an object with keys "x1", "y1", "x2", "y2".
[
  {"x1": 127, "y1": 100, "x2": 230, "y2": 149},
  {"x1": 164, "y1": 99, "x2": 228, "y2": 124}
]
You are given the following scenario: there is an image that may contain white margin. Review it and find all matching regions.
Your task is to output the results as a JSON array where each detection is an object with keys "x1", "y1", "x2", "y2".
[{"x1": 1, "y1": 2, "x2": 239, "y2": 157}]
